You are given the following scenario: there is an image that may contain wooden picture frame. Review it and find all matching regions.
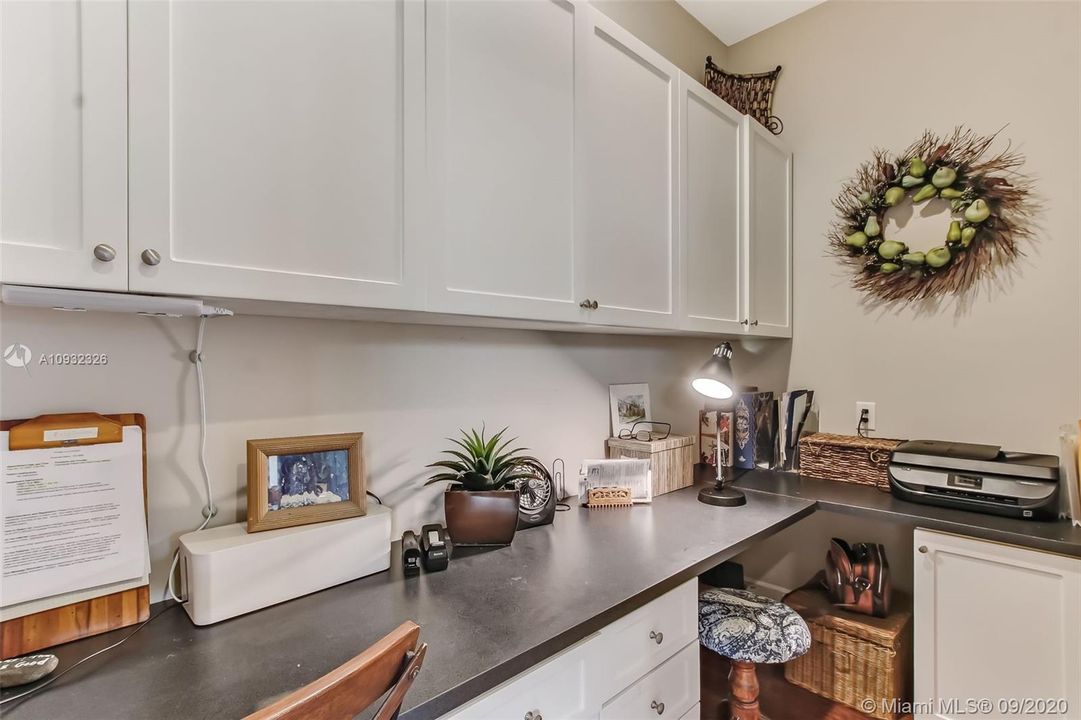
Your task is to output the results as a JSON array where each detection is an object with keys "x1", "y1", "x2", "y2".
[{"x1": 247, "y1": 433, "x2": 366, "y2": 533}]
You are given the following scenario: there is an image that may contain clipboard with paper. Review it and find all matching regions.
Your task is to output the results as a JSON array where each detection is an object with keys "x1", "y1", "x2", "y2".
[{"x1": 0, "y1": 413, "x2": 150, "y2": 658}]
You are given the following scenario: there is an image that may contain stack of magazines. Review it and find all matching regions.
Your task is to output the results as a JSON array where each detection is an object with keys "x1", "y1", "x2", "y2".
[{"x1": 699, "y1": 390, "x2": 814, "y2": 472}]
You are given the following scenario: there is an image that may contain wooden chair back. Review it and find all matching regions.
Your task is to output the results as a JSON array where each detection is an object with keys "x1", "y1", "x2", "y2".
[{"x1": 245, "y1": 621, "x2": 426, "y2": 720}]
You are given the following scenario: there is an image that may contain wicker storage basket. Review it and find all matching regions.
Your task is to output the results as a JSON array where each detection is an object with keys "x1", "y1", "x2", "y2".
[
  {"x1": 784, "y1": 586, "x2": 912, "y2": 720},
  {"x1": 798, "y1": 433, "x2": 902, "y2": 490}
]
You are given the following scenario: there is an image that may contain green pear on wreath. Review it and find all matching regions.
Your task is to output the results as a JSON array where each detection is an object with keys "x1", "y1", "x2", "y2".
[
  {"x1": 931, "y1": 167, "x2": 957, "y2": 188},
  {"x1": 884, "y1": 186, "x2": 906, "y2": 206},
  {"x1": 912, "y1": 184, "x2": 938, "y2": 203},
  {"x1": 846, "y1": 231, "x2": 868, "y2": 248},
  {"x1": 964, "y1": 199, "x2": 991, "y2": 223},
  {"x1": 926, "y1": 246, "x2": 952, "y2": 268},
  {"x1": 864, "y1": 215, "x2": 881, "y2": 237},
  {"x1": 878, "y1": 240, "x2": 906, "y2": 260}
]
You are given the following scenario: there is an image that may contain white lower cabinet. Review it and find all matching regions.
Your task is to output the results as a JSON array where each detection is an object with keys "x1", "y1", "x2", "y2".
[
  {"x1": 913, "y1": 529, "x2": 1081, "y2": 720},
  {"x1": 439, "y1": 579, "x2": 700, "y2": 720}
]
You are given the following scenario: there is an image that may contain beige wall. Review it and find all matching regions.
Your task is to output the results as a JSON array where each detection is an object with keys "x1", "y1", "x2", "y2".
[
  {"x1": 591, "y1": 0, "x2": 727, "y2": 81},
  {"x1": 0, "y1": 306, "x2": 790, "y2": 599},
  {"x1": 727, "y1": 0, "x2": 1081, "y2": 590}
]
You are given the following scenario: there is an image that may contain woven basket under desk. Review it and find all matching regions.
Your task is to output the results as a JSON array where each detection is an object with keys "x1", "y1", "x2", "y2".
[
  {"x1": 797, "y1": 433, "x2": 902, "y2": 491},
  {"x1": 784, "y1": 586, "x2": 912, "y2": 720}
]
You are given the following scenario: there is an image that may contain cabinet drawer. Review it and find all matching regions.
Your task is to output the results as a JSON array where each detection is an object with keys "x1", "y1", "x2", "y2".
[
  {"x1": 679, "y1": 702, "x2": 701, "y2": 720},
  {"x1": 601, "y1": 640, "x2": 699, "y2": 720},
  {"x1": 595, "y1": 579, "x2": 698, "y2": 698},
  {"x1": 440, "y1": 635, "x2": 598, "y2": 720}
]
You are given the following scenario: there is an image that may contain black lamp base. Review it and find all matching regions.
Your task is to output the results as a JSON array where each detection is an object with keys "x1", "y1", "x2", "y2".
[{"x1": 698, "y1": 483, "x2": 747, "y2": 507}]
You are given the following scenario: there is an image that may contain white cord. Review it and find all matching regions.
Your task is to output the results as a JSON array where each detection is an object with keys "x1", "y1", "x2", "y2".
[{"x1": 166, "y1": 316, "x2": 218, "y2": 603}]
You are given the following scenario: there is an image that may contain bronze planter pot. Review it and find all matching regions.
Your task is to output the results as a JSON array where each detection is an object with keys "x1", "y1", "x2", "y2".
[{"x1": 443, "y1": 489, "x2": 520, "y2": 546}]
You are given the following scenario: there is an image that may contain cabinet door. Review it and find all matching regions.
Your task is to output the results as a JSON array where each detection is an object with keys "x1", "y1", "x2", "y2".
[
  {"x1": 744, "y1": 118, "x2": 792, "y2": 337},
  {"x1": 678, "y1": 75, "x2": 744, "y2": 334},
  {"x1": 128, "y1": 0, "x2": 424, "y2": 309},
  {"x1": 0, "y1": 0, "x2": 127, "y2": 291},
  {"x1": 426, "y1": 0, "x2": 580, "y2": 322},
  {"x1": 577, "y1": 7, "x2": 678, "y2": 329},
  {"x1": 914, "y1": 529, "x2": 1081, "y2": 720}
]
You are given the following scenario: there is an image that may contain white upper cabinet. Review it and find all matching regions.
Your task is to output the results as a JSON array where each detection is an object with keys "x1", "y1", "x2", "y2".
[
  {"x1": 576, "y1": 7, "x2": 678, "y2": 329},
  {"x1": 677, "y1": 74, "x2": 744, "y2": 334},
  {"x1": 128, "y1": 0, "x2": 425, "y2": 309},
  {"x1": 0, "y1": 0, "x2": 127, "y2": 291},
  {"x1": 426, "y1": 0, "x2": 579, "y2": 322},
  {"x1": 744, "y1": 117, "x2": 792, "y2": 337}
]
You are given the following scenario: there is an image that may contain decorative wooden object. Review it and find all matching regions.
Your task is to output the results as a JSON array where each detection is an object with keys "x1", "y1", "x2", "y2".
[
  {"x1": 705, "y1": 57, "x2": 783, "y2": 135},
  {"x1": 586, "y1": 487, "x2": 633, "y2": 508},
  {"x1": 244, "y1": 621, "x2": 426, "y2": 720},
  {"x1": 783, "y1": 585, "x2": 913, "y2": 720},
  {"x1": 247, "y1": 433, "x2": 366, "y2": 533},
  {"x1": 0, "y1": 413, "x2": 149, "y2": 659},
  {"x1": 729, "y1": 660, "x2": 762, "y2": 720},
  {"x1": 797, "y1": 433, "x2": 902, "y2": 491},
  {"x1": 606, "y1": 435, "x2": 694, "y2": 496}
]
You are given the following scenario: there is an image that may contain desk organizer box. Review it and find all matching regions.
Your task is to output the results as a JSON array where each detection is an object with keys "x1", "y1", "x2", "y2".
[
  {"x1": 797, "y1": 433, "x2": 903, "y2": 490},
  {"x1": 783, "y1": 585, "x2": 912, "y2": 720},
  {"x1": 606, "y1": 434, "x2": 695, "y2": 496}
]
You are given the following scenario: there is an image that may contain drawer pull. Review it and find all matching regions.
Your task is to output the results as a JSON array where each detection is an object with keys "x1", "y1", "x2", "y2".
[
  {"x1": 651, "y1": 700, "x2": 665, "y2": 715},
  {"x1": 649, "y1": 630, "x2": 663, "y2": 644},
  {"x1": 524, "y1": 711, "x2": 542, "y2": 720}
]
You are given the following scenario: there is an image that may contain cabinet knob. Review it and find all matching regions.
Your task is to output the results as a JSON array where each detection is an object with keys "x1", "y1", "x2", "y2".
[
  {"x1": 740, "y1": 318, "x2": 749, "y2": 326},
  {"x1": 649, "y1": 630, "x2": 663, "y2": 644},
  {"x1": 579, "y1": 299, "x2": 598, "y2": 310},
  {"x1": 918, "y1": 545, "x2": 928, "y2": 554},
  {"x1": 141, "y1": 248, "x2": 162, "y2": 266},
  {"x1": 592, "y1": 300, "x2": 599, "y2": 310},
  {"x1": 651, "y1": 700, "x2": 665, "y2": 715},
  {"x1": 750, "y1": 320, "x2": 759, "y2": 326},
  {"x1": 524, "y1": 711, "x2": 542, "y2": 720},
  {"x1": 92, "y1": 244, "x2": 116, "y2": 262}
]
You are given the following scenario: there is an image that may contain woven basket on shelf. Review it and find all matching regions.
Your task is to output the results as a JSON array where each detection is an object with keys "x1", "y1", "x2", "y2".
[
  {"x1": 784, "y1": 586, "x2": 912, "y2": 720},
  {"x1": 798, "y1": 433, "x2": 902, "y2": 490}
]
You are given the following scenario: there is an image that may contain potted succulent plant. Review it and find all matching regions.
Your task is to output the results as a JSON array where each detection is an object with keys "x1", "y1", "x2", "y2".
[{"x1": 426, "y1": 427, "x2": 543, "y2": 546}]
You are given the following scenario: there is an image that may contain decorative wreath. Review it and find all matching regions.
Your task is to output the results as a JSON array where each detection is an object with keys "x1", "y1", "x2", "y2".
[{"x1": 829, "y1": 128, "x2": 1035, "y2": 303}]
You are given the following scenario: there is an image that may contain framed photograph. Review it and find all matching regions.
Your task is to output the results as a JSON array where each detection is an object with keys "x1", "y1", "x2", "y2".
[
  {"x1": 246, "y1": 433, "x2": 365, "y2": 533},
  {"x1": 609, "y1": 383, "x2": 651, "y2": 437}
]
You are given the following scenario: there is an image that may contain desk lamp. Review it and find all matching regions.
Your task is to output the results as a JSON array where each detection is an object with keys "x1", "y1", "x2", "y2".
[{"x1": 692, "y1": 342, "x2": 747, "y2": 507}]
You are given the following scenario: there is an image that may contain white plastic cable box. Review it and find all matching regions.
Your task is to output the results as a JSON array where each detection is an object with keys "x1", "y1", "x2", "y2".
[{"x1": 178, "y1": 504, "x2": 391, "y2": 625}]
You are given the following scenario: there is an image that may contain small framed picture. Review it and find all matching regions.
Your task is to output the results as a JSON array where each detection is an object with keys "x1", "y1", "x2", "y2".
[
  {"x1": 609, "y1": 383, "x2": 651, "y2": 437},
  {"x1": 246, "y1": 433, "x2": 365, "y2": 533}
]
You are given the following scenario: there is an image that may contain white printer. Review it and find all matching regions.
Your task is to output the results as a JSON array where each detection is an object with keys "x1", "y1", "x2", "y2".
[{"x1": 888, "y1": 440, "x2": 1059, "y2": 520}]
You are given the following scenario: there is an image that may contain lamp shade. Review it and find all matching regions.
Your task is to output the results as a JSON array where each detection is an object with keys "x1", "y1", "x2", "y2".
[{"x1": 692, "y1": 342, "x2": 735, "y2": 400}]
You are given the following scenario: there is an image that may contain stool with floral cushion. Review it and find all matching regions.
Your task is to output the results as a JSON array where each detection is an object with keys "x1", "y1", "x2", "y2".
[{"x1": 699, "y1": 588, "x2": 811, "y2": 720}]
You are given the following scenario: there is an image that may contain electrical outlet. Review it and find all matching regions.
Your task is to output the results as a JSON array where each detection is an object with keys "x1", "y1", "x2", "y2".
[{"x1": 857, "y1": 402, "x2": 877, "y2": 431}]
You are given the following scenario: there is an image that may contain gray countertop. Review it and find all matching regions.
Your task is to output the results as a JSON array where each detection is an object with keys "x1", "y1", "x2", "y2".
[
  {"x1": 1, "y1": 484, "x2": 815, "y2": 720},
  {"x1": 734, "y1": 469, "x2": 1081, "y2": 558}
]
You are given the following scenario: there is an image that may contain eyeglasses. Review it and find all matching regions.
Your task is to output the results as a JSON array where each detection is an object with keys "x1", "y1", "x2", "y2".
[{"x1": 618, "y1": 421, "x2": 671, "y2": 442}]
